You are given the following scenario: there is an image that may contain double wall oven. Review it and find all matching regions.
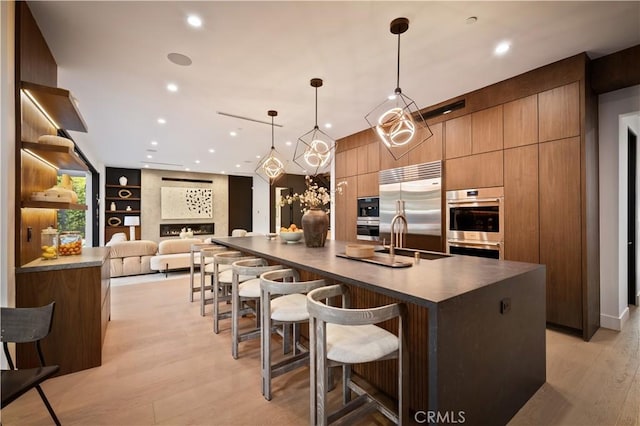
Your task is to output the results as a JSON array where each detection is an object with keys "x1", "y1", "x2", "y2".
[
  {"x1": 356, "y1": 197, "x2": 380, "y2": 241},
  {"x1": 446, "y1": 187, "x2": 504, "y2": 259}
]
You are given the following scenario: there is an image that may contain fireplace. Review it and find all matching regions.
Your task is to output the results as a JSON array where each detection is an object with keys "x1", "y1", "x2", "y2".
[{"x1": 159, "y1": 223, "x2": 215, "y2": 237}]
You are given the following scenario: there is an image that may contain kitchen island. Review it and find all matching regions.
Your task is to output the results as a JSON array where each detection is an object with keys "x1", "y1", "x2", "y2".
[
  {"x1": 15, "y1": 247, "x2": 111, "y2": 376},
  {"x1": 212, "y1": 236, "x2": 546, "y2": 425}
]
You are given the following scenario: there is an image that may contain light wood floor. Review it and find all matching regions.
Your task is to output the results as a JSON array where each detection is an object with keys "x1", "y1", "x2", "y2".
[{"x1": 1, "y1": 274, "x2": 638, "y2": 425}]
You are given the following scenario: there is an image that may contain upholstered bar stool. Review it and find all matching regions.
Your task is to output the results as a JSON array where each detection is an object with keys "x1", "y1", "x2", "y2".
[
  {"x1": 197, "y1": 246, "x2": 233, "y2": 313},
  {"x1": 209, "y1": 251, "x2": 256, "y2": 325},
  {"x1": 260, "y1": 268, "x2": 327, "y2": 400},
  {"x1": 189, "y1": 242, "x2": 223, "y2": 302},
  {"x1": 230, "y1": 258, "x2": 283, "y2": 359},
  {"x1": 306, "y1": 284, "x2": 407, "y2": 426}
]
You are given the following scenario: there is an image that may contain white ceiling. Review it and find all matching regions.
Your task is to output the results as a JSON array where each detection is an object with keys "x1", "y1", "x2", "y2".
[{"x1": 28, "y1": 1, "x2": 640, "y2": 177}]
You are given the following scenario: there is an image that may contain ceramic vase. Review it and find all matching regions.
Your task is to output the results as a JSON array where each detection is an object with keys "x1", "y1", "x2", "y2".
[
  {"x1": 119, "y1": 176, "x2": 128, "y2": 186},
  {"x1": 301, "y1": 208, "x2": 329, "y2": 248}
]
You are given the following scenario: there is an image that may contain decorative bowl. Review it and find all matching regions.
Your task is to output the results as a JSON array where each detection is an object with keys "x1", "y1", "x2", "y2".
[{"x1": 279, "y1": 230, "x2": 303, "y2": 244}]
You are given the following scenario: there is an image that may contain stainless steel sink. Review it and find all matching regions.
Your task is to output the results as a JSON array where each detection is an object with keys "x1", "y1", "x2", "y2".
[{"x1": 374, "y1": 246, "x2": 451, "y2": 260}]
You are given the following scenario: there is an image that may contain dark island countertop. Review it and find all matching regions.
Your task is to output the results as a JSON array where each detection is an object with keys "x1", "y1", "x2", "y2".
[{"x1": 210, "y1": 237, "x2": 543, "y2": 308}]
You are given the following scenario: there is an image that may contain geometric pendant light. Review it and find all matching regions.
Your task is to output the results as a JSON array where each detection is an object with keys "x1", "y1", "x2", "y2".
[
  {"x1": 255, "y1": 110, "x2": 285, "y2": 185},
  {"x1": 365, "y1": 17, "x2": 432, "y2": 160},
  {"x1": 294, "y1": 78, "x2": 335, "y2": 175}
]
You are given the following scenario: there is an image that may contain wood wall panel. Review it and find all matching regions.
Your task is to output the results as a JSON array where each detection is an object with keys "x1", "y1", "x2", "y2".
[
  {"x1": 379, "y1": 142, "x2": 409, "y2": 170},
  {"x1": 356, "y1": 144, "x2": 368, "y2": 175},
  {"x1": 366, "y1": 142, "x2": 380, "y2": 173},
  {"x1": 334, "y1": 150, "x2": 347, "y2": 179},
  {"x1": 472, "y1": 105, "x2": 504, "y2": 154},
  {"x1": 445, "y1": 151, "x2": 504, "y2": 190},
  {"x1": 539, "y1": 137, "x2": 582, "y2": 330},
  {"x1": 444, "y1": 114, "x2": 472, "y2": 159},
  {"x1": 17, "y1": 2, "x2": 57, "y2": 86},
  {"x1": 357, "y1": 172, "x2": 378, "y2": 197},
  {"x1": 408, "y1": 121, "x2": 443, "y2": 165},
  {"x1": 504, "y1": 94, "x2": 538, "y2": 148},
  {"x1": 345, "y1": 149, "x2": 359, "y2": 177},
  {"x1": 344, "y1": 176, "x2": 358, "y2": 242},
  {"x1": 538, "y1": 82, "x2": 580, "y2": 142},
  {"x1": 504, "y1": 145, "x2": 539, "y2": 263}
]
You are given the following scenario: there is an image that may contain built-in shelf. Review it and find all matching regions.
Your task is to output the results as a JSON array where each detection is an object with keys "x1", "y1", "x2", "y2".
[
  {"x1": 22, "y1": 141, "x2": 88, "y2": 171},
  {"x1": 22, "y1": 200, "x2": 88, "y2": 210},
  {"x1": 21, "y1": 81, "x2": 87, "y2": 132},
  {"x1": 105, "y1": 197, "x2": 141, "y2": 201},
  {"x1": 108, "y1": 210, "x2": 141, "y2": 214},
  {"x1": 105, "y1": 184, "x2": 142, "y2": 189}
]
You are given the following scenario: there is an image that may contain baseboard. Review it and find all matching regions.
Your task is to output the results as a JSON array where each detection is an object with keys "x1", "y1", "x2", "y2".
[{"x1": 600, "y1": 307, "x2": 630, "y2": 331}]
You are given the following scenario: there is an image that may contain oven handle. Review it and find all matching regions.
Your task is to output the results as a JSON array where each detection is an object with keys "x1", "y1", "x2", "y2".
[
  {"x1": 448, "y1": 240, "x2": 501, "y2": 247},
  {"x1": 447, "y1": 197, "x2": 502, "y2": 205}
]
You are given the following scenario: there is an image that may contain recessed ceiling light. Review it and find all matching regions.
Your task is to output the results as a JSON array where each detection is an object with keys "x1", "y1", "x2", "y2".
[
  {"x1": 235, "y1": 164, "x2": 241, "y2": 168},
  {"x1": 146, "y1": 154, "x2": 153, "y2": 159},
  {"x1": 256, "y1": 155, "x2": 261, "y2": 159},
  {"x1": 187, "y1": 15, "x2": 202, "y2": 28},
  {"x1": 221, "y1": 171, "x2": 226, "y2": 174},
  {"x1": 208, "y1": 148, "x2": 215, "y2": 153},
  {"x1": 195, "y1": 160, "x2": 201, "y2": 164},
  {"x1": 495, "y1": 41, "x2": 510, "y2": 55},
  {"x1": 285, "y1": 141, "x2": 292, "y2": 146},
  {"x1": 167, "y1": 83, "x2": 178, "y2": 92},
  {"x1": 151, "y1": 140, "x2": 158, "y2": 146},
  {"x1": 388, "y1": 94, "x2": 397, "y2": 100},
  {"x1": 324, "y1": 123, "x2": 332, "y2": 129},
  {"x1": 185, "y1": 167, "x2": 190, "y2": 171},
  {"x1": 144, "y1": 164, "x2": 149, "y2": 168},
  {"x1": 157, "y1": 118, "x2": 166, "y2": 124},
  {"x1": 230, "y1": 131, "x2": 237, "y2": 137}
]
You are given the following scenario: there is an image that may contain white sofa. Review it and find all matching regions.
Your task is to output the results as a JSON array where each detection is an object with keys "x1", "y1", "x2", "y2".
[
  {"x1": 107, "y1": 233, "x2": 159, "y2": 277},
  {"x1": 150, "y1": 237, "x2": 204, "y2": 275}
]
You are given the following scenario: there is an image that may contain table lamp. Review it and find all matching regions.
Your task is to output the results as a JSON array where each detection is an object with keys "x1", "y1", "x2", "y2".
[{"x1": 124, "y1": 216, "x2": 140, "y2": 241}]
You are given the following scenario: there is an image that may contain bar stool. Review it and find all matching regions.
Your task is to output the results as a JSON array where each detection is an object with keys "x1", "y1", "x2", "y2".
[
  {"x1": 230, "y1": 258, "x2": 283, "y2": 359},
  {"x1": 306, "y1": 284, "x2": 407, "y2": 426},
  {"x1": 189, "y1": 242, "x2": 222, "y2": 302},
  {"x1": 260, "y1": 268, "x2": 327, "y2": 400},
  {"x1": 209, "y1": 251, "x2": 255, "y2": 327}
]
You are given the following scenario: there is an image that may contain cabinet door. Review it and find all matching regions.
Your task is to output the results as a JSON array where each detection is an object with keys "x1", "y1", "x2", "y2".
[
  {"x1": 538, "y1": 82, "x2": 580, "y2": 143},
  {"x1": 379, "y1": 140, "x2": 409, "y2": 170},
  {"x1": 335, "y1": 150, "x2": 347, "y2": 179},
  {"x1": 357, "y1": 172, "x2": 379, "y2": 197},
  {"x1": 504, "y1": 94, "x2": 538, "y2": 148},
  {"x1": 504, "y1": 145, "x2": 539, "y2": 263},
  {"x1": 539, "y1": 137, "x2": 582, "y2": 330},
  {"x1": 445, "y1": 151, "x2": 503, "y2": 190},
  {"x1": 408, "y1": 121, "x2": 443, "y2": 165},
  {"x1": 345, "y1": 149, "x2": 359, "y2": 176},
  {"x1": 366, "y1": 142, "x2": 380, "y2": 173},
  {"x1": 472, "y1": 105, "x2": 503, "y2": 154},
  {"x1": 357, "y1": 144, "x2": 368, "y2": 175},
  {"x1": 445, "y1": 114, "x2": 472, "y2": 159}
]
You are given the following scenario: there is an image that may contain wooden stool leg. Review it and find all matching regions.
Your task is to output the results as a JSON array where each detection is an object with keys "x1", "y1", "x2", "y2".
[{"x1": 231, "y1": 274, "x2": 240, "y2": 359}]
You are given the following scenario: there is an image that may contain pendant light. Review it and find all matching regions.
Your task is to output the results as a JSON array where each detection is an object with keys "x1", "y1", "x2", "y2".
[
  {"x1": 294, "y1": 78, "x2": 335, "y2": 176},
  {"x1": 255, "y1": 110, "x2": 285, "y2": 184},
  {"x1": 365, "y1": 17, "x2": 432, "y2": 160}
]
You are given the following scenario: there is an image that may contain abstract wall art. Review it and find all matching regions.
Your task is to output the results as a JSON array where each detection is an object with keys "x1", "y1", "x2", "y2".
[{"x1": 161, "y1": 187, "x2": 213, "y2": 219}]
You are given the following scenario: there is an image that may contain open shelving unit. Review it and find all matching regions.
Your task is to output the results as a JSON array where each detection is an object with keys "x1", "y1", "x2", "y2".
[{"x1": 104, "y1": 167, "x2": 142, "y2": 241}]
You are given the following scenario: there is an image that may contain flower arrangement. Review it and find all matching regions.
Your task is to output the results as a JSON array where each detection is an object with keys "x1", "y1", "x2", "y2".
[{"x1": 279, "y1": 176, "x2": 346, "y2": 214}]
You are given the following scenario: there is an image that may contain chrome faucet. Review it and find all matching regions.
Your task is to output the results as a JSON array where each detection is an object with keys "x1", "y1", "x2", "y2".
[{"x1": 389, "y1": 200, "x2": 408, "y2": 257}]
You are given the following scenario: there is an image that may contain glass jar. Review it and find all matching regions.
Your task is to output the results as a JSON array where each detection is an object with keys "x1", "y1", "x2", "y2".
[
  {"x1": 59, "y1": 231, "x2": 83, "y2": 256},
  {"x1": 41, "y1": 227, "x2": 59, "y2": 260}
]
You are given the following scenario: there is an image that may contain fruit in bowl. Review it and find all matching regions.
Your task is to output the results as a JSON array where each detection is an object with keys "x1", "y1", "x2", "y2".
[{"x1": 279, "y1": 225, "x2": 303, "y2": 243}]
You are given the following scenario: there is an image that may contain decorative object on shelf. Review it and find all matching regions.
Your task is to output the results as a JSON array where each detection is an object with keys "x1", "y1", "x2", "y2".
[
  {"x1": 179, "y1": 227, "x2": 194, "y2": 239},
  {"x1": 294, "y1": 78, "x2": 335, "y2": 176},
  {"x1": 364, "y1": 17, "x2": 433, "y2": 160},
  {"x1": 40, "y1": 226, "x2": 58, "y2": 260},
  {"x1": 255, "y1": 110, "x2": 285, "y2": 185},
  {"x1": 279, "y1": 176, "x2": 345, "y2": 248},
  {"x1": 124, "y1": 216, "x2": 140, "y2": 241},
  {"x1": 110, "y1": 201, "x2": 116, "y2": 211},
  {"x1": 119, "y1": 176, "x2": 128, "y2": 186},
  {"x1": 125, "y1": 206, "x2": 132, "y2": 211},
  {"x1": 37, "y1": 134, "x2": 74, "y2": 148},
  {"x1": 59, "y1": 173, "x2": 73, "y2": 190},
  {"x1": 160, "y1": 187, "x2": 213, "y2": 219},
  {"x1": 107, "y1": 217, "x2": 122, "y2": 227},
  {"x1": 31, "y1": 185, "x2": 78, "y2": 203},
  {"x1": 118, "y1": 189, "x2": 132, "y2": 198},
  {"x1": 301, "y1": 208, "x2": 329, "y2": 247}
]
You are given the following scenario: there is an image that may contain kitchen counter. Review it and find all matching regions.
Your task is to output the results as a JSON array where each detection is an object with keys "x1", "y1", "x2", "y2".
[
  {"x1": 212, "y1": 236, "x2": 546, "y2": 425},
  {"x1": 16, "y1": 247, "x2": 110, "y2": 272}
]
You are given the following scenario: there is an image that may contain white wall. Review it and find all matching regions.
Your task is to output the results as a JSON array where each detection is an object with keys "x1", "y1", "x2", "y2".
[
  {"x1": 1, "y1": 0, "x2": 16, "y2": 310},
  {"x1": 252, "y1": 176, "x2": 270, "y2": 234},
  {"x1": 598, "y1": 84, "x2": 640, "y2": 330}
]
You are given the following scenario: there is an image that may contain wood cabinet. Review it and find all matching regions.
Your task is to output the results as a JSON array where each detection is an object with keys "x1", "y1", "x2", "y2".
[
  {"x1": 357, "y1": 172, "x2": 378, "y2": 197},
  {"x1": 472, "y1": 105, "x2": 503, "y2": 154},
  {"x1": 504, "y1": 94, "x2": 538, "y2": 148},
  {"x1": 334, "y1": 176, "x2": 357, "y2": 242},
  {"x1": 379, "y1": 141, "x2": 408, "y2": 170},
  {"x1": 538, "y1": 82, "x2": 580, "y2": 142},
  {"x1": 444, "y1": 114, "x2": 472, "y2": 159},
  {"x1": 104, "y1": 167, "x2": 141, "y2": 242},
  {"x1": 444, "y1": 150, "x2": 503, "y2": 190},
  {"x1": 335, "y1": 150, "x2": 347, "y2": 179},
  {"x1": 15, "y1": 248, "x2": 110, "y2": 376},
  {"x1": 539, "y1": 137, "x2": 582, "y2": 330},
  {"x1": 408, "y1": 121, "x2": 443, "y2": 164},
  {"x1": 504, "y1": 145, "x2": 539, "y2": 263}
]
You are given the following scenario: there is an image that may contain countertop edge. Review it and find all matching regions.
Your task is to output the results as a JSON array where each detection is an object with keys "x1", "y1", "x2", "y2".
[{"x1": 16, "y1": 247, "x2": 111, "y2": 273}]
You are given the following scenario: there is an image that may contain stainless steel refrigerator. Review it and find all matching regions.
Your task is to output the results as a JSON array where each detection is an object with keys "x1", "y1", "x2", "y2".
[{"x1": 379, "y1": 161, "x2": 442, "y2": 250}]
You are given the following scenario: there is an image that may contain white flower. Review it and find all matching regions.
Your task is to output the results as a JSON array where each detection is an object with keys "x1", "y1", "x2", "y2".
[{"x1": 278, "y1": 176, "x2": 346, "y2": 213}]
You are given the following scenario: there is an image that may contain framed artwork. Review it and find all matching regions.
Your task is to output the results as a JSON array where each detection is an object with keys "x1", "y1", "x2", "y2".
[{"x1": 161, "y1": 187, "x2": 213, "y2": 219}]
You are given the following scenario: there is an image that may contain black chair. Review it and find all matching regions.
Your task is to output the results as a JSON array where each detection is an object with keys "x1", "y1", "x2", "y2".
[{"x1": 1, "y1": 302, "x2": 61, "y2": 425}]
